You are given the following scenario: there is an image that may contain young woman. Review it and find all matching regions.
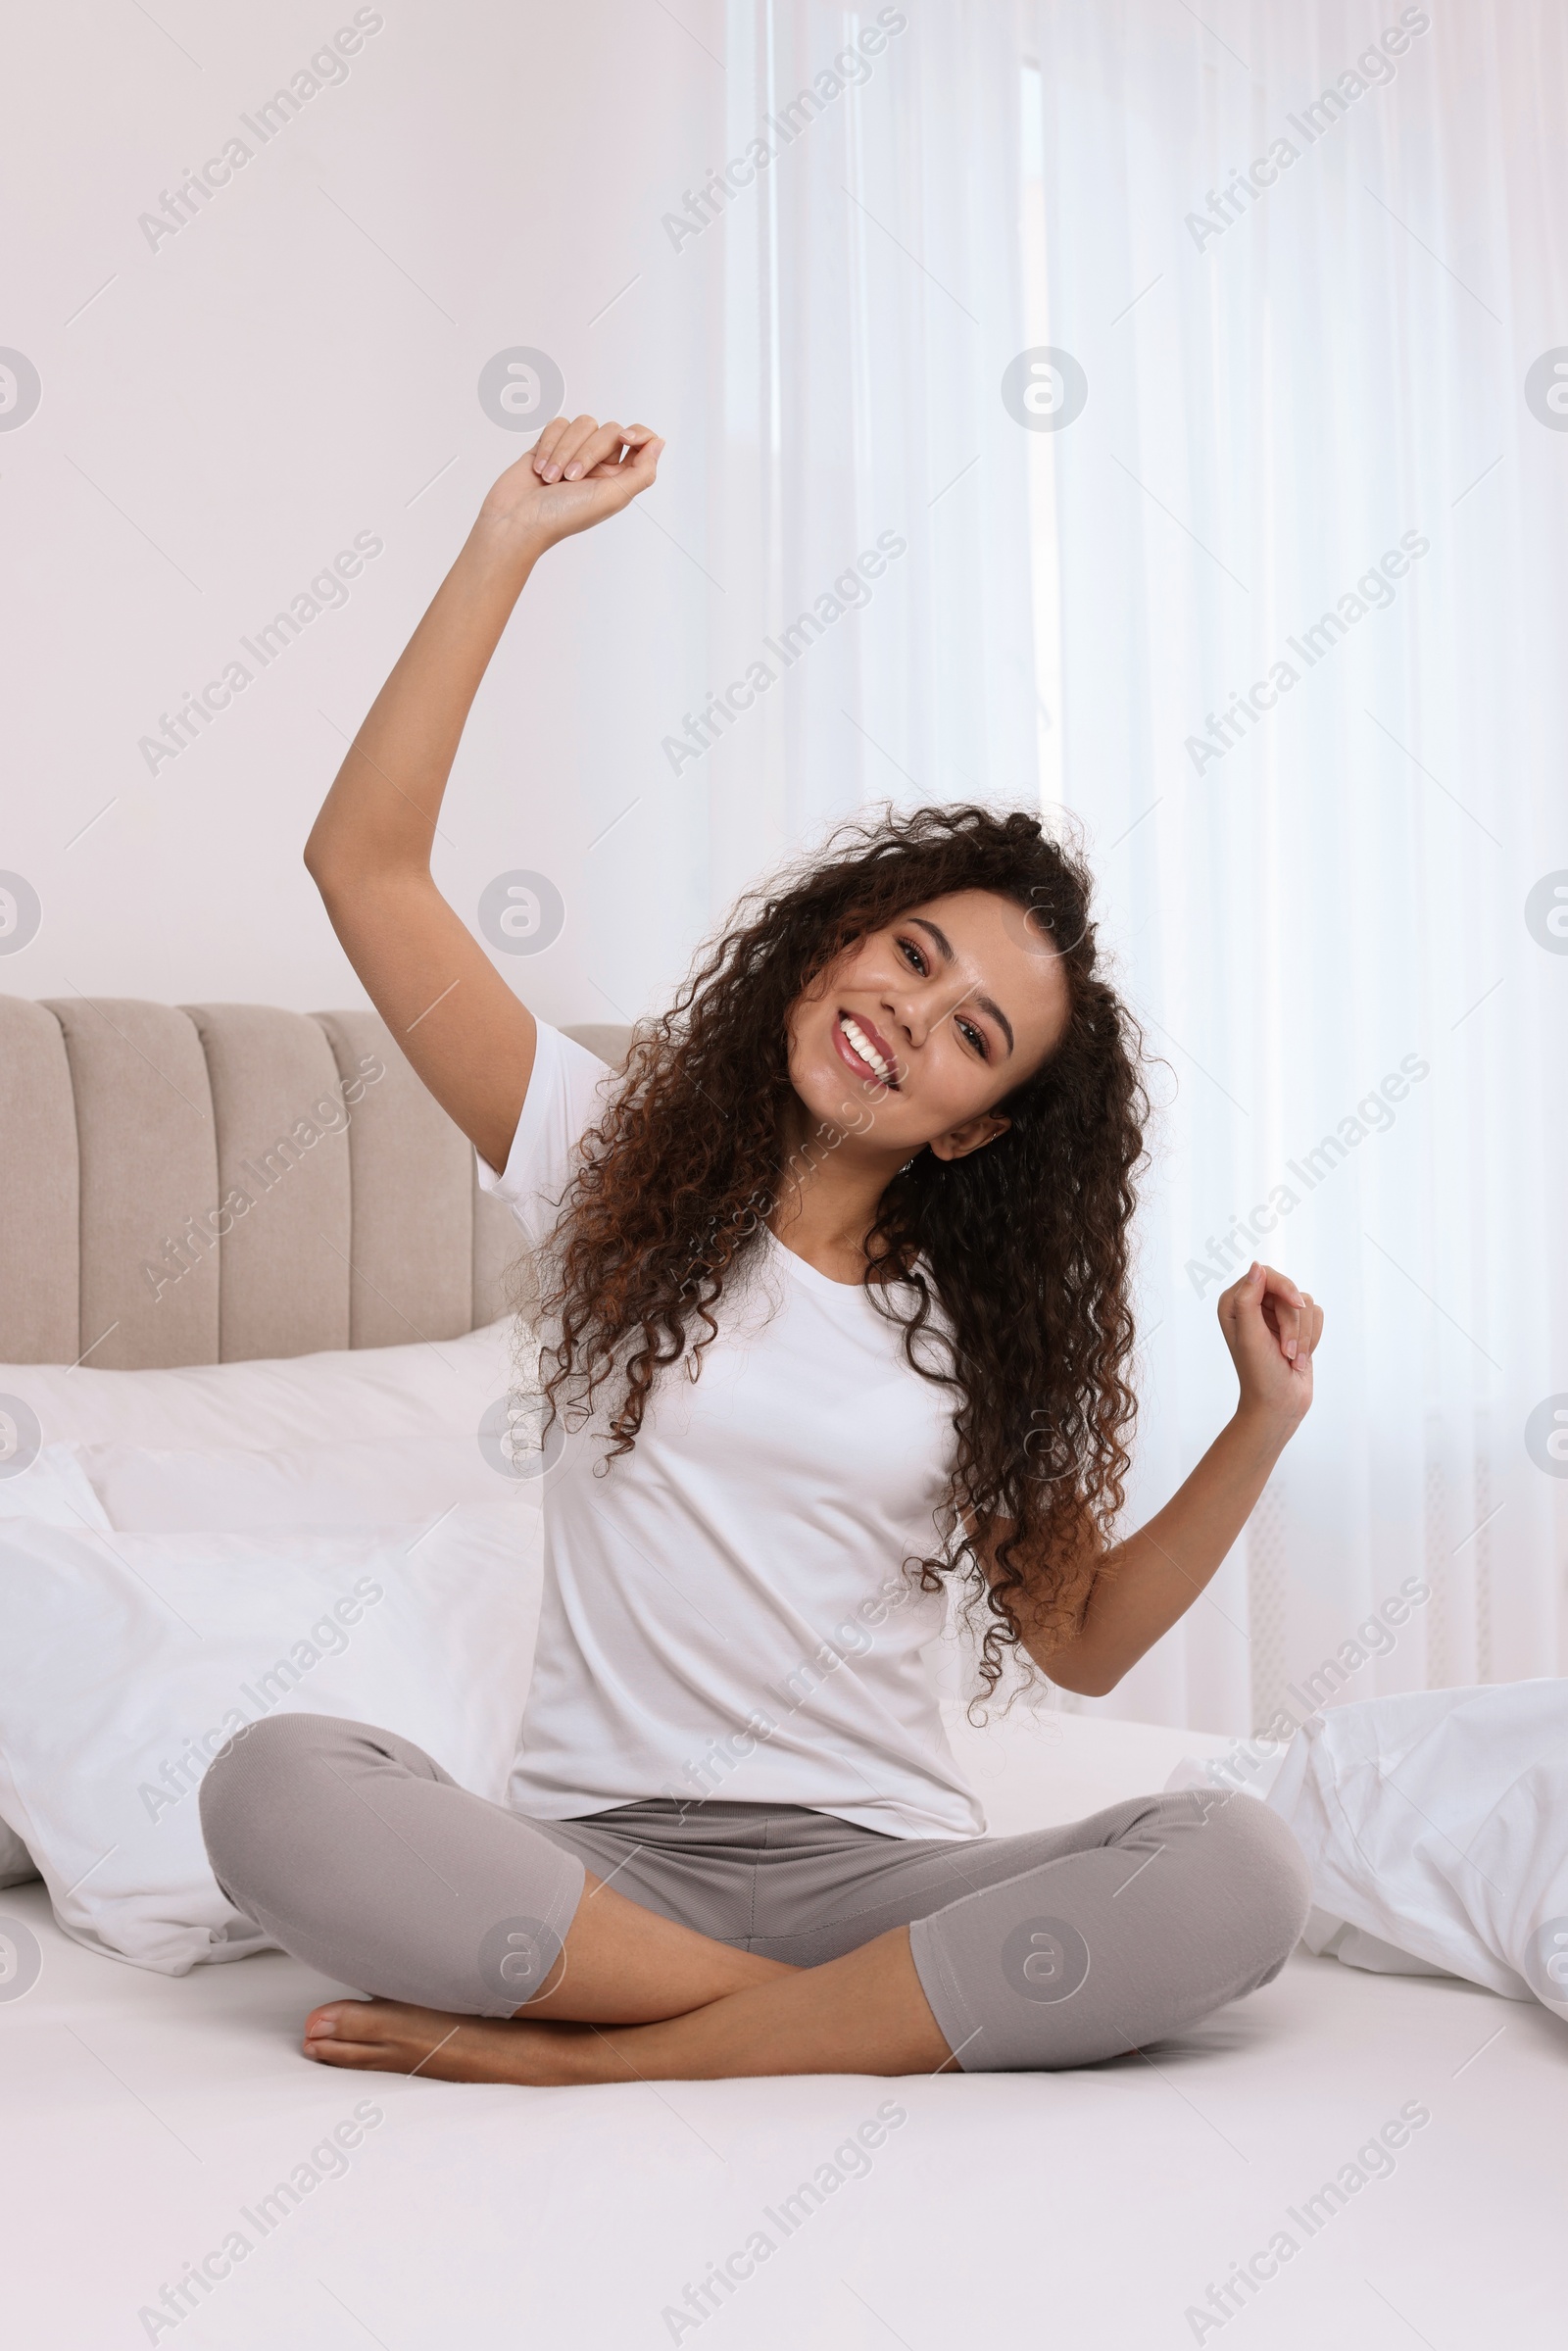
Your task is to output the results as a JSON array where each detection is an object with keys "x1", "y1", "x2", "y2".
[{"x1": 202, "y1": 414, "x2": 1321, "y2": 2085}]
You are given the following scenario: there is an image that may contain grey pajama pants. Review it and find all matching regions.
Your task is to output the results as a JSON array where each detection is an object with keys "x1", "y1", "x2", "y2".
[{"x1": 200, "y1": 1713, "x2": 1310, "y2": 2073}]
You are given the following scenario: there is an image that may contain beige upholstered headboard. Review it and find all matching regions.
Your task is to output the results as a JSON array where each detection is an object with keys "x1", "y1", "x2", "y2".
[{"x1": 0, "y1": 997, "x2": 631, "y2": 1370}]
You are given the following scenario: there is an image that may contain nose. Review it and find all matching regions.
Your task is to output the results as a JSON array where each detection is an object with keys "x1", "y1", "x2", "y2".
[
  {"x1": 879, "y1": 998, "x2": 923, "y2": 1069},
  {"x1": 886, "y1": 954, "x2": 978, "y2": 1057},
  {"x1": 882, "y1": 971, "x2": 931, "y2": 1054}
]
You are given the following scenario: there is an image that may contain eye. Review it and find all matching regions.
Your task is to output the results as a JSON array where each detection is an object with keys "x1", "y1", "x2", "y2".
[
  {"x1": 956, "y1": 1015, "x2": 988, "y2": 1058},
  {"x1": 897, "y1": 934, "x2": 928, "y2": 975}
]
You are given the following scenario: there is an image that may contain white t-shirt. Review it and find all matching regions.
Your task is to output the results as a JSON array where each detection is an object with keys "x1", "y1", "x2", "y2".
[{"x1": 478, "y1": 1022, "x2": 983, "y2": 1840}]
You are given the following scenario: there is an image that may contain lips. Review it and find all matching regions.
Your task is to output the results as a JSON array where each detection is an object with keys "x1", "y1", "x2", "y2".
[{"x1": 835, "y1": 1011, "x2": 899, "y2": 1088}]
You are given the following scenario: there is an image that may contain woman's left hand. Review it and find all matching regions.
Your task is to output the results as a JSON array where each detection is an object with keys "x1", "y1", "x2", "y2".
[{"x1": 1216, "y1": 1261, "x2": 1323, "y2": 1430}]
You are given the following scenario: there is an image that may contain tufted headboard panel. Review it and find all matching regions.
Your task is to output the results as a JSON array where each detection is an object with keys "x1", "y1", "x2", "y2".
[{"x1": 0, "y1": 997, "x2": 631, "y2": 1370}]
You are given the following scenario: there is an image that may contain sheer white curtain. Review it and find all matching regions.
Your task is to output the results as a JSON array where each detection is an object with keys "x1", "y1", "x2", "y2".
[{"x1": 689, "y1": 0, "x2": 1567, "y2": 1733}]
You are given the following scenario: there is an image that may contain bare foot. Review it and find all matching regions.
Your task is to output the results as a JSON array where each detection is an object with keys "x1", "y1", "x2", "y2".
[
  {"x1": 302, "y1": 1927, "x2": 948, "y2": 2086},
  {"x1": 303, "y1": 1997, "x2": 601, "y2": 2085}
]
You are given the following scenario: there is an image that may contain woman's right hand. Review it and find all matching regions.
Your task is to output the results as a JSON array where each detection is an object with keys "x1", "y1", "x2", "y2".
[
  {"x1": 307, "y1": 409, "x2": 662, "y2": 1177},
  {"x1": 478, "y1": 416, "x2": 663, "y2": 551}
]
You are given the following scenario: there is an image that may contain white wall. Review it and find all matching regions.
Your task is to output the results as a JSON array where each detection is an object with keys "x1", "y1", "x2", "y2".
[{"x1": 2, "y1": 0, "x2": 756, "y2": 1029}]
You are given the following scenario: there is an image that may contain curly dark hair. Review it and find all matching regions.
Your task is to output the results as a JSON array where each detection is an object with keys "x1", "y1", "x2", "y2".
[{"x1": 536, "y1": 802, "x2": 1150, "y2": 1699}]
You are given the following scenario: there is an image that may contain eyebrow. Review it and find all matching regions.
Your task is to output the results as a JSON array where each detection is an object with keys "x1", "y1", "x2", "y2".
[{"x1": 906, "y1": 917, "x2": 1016, "y2": 1056}]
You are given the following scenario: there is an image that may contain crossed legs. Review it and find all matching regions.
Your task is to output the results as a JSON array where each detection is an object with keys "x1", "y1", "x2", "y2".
[{"x1": 200, "y1": 1713, "x2": 1309, "y2": 2084}]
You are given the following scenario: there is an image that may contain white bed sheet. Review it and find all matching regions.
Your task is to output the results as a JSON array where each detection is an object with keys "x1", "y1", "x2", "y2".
[{"x1": 2, "y1": 1711, "x2": 1562, "y2": 2349}]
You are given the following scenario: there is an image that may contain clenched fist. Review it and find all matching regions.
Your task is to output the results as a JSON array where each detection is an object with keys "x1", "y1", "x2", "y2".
[{"x1": 1217, "y1": 1260, "x2": 1323, "y2": 1429}]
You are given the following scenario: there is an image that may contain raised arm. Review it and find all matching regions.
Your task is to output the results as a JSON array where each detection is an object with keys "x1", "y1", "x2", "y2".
[
  {"x1": 304, "y1": 416, "x2": 663, "y2": 1171},
  {"x1": 996, "y1": 1261, "x2": 1323, "y2": 1696}
]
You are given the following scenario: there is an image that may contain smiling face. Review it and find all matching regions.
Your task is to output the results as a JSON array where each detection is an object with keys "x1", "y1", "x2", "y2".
[{"x1": 786, "y1": 888, "x2": 1074, "y2": 1164}]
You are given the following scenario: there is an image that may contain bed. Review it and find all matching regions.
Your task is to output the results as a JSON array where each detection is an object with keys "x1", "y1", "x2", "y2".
[{"x1": 1, "y1": 997, "x2": 1562, "y2": 2349}]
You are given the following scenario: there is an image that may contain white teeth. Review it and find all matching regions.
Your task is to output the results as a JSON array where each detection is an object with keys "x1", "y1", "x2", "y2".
[{"x1": 840, "y1": 1015, "x2": 893, "y2": 1082}]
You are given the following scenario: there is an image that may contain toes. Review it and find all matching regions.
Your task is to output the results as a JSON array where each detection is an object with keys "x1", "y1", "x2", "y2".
[
  {"x1": 300, "y1": 1996, "x2": 466, "y2": 2074},
  {"x1": 304, "y1": 1998, "x2": 368, "y2": 2043},
  {"x1": 307, "y1": 1997, "x2": 421, "y2": 2041},
  {"x1": 303, "y1": 2035, "x2": 384, "y2": 2068}
]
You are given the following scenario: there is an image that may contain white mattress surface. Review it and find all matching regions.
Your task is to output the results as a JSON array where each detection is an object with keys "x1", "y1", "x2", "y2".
[{"x1": 2, "y1": 1711, "x2": 1562, "y2": 2348}]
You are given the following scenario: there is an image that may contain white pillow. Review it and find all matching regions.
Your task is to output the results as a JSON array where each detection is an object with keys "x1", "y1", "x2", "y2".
[
  {"x1": 1262, "y1": 1680, "x2": 1568, "y2": 2014},
  {"x1": 78, "y1": 1434, "x2": 510, "y2": 1534},
  {"x1": 0, "y1": 1494, "x2": 541, "y2": 1976},
  {"x1": 0, "y1": 1444, "x2": 112, "y2": 1530},
  {"x1": 0, "y1": 1319, "x2": 520, "y2": 1454},
  {"x1": 0, "y1": 1454, "x2": 106, "y2": 1888},
  {"x1": 0, "y1": 1819, "x2": 34, "y2": 1888}
]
